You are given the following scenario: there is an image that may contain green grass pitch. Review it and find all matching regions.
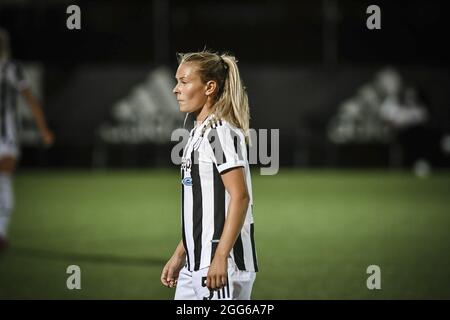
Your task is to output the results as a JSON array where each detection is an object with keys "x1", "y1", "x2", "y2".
[{"x1": 1, "y1": 169, "x2": 449, "y2": 299}]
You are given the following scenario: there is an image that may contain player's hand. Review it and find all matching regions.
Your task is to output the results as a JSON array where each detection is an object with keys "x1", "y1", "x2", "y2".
[
  {"x1": 161, "y1": 253, "x2": 185, "y2": 288},
  {"x1": 42, "y1": 128, "x2": 55, "y2": 147},
  {"x1": 206, "y1": 254, "x2": 228, "y2": 291}
]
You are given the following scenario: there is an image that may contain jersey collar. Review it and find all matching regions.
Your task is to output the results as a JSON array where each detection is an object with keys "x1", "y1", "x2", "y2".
[{"x1": 191, "y1": 113, "x2": 215, "y2": 137}]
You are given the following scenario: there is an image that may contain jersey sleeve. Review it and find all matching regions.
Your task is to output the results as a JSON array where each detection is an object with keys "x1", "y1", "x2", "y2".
[
  {"x1": 206, "y1": 124, "x2": 246, "y2": 173},
  {"x1": 8, "y1": 62, "x2": 29, "y2": 91}
]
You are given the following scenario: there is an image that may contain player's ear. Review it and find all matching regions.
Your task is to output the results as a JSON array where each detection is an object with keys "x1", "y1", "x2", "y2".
[{"x1": 205, "y1": 80, "x2": 217, "y2": 97}]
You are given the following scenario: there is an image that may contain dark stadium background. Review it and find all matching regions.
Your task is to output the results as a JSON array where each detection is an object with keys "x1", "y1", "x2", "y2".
[{"x1": 0, "y1": 0, "x2": 449, "y2": 300}]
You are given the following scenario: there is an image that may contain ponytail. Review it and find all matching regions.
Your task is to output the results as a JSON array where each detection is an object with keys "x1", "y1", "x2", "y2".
[{"x1": 215, "y1": 55, "x2": 250, "y2": 144}]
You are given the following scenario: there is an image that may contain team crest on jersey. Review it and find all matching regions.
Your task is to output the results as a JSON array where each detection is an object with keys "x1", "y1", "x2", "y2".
[{"x1": 182, "y1": 177, "x2": 192, "y2": 186}]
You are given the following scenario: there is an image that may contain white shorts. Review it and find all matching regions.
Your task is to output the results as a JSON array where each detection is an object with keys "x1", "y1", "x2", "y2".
[
  {"x1": 0, "y1": 140, "x2": 19, "y2": 159},
  {"x1": 174, "y1": 258, "x2": 256, "y2": 300}
]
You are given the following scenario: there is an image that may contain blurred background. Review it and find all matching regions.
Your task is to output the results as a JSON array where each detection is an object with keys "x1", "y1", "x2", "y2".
[{"x1": 0, "y1": 0, "x2": 449, "y2": 299}]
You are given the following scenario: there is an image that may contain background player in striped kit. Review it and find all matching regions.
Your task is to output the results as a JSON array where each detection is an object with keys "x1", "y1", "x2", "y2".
[
  {"x1": 0, "y1": 28, "x2": 54, "y2": 251},
  {"x1": 161, "y1": 51, "x2": 258, "y2": 300}
]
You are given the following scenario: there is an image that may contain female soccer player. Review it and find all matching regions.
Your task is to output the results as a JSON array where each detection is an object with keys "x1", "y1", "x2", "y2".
[
  {"x1": 161, "y1": 51, "x2": 258, "y2": 300},
  {"x1": 0, "y1": 29, "x2": 54, "y2": 251}
]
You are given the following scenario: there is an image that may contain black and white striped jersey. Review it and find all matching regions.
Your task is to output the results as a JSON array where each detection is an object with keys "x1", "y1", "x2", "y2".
[
  {"x1": 0, "y1": 60, "x2": 29, "y2": 144},
  {"x1": 180, "y1": 114, "x2": 258, "y2": 272}
]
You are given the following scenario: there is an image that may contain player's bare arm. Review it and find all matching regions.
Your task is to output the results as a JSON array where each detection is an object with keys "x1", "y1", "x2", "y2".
[
  {"x1": 206, "y1": 166, "x2": 250, "y2": 291},
  {"x1": 20, "y1": 87, "x2": 54, "y2": 146}
]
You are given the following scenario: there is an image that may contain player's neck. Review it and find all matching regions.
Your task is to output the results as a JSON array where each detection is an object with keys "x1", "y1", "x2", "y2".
[{"x1": 195, "y1": 103, "x2": 214, "y2": 124}]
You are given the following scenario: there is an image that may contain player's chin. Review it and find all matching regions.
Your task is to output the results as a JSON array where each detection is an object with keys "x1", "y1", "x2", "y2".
[{"x1": 179, "y1": 104, "x2": 198, "y2": 114}]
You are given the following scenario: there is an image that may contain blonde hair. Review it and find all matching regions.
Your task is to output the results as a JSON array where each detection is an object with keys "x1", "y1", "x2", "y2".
[
  {"x1": 0, "y1": 28, "x2": 11, "y2": 60},
  {"x1": 177, "y1": 50, "x2": 250, "y2": 144}
]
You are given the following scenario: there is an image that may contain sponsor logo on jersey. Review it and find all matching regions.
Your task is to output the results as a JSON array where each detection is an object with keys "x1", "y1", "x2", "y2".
[{"x1": 182, "y1": 177, "x2": 193, "y2": 186}]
